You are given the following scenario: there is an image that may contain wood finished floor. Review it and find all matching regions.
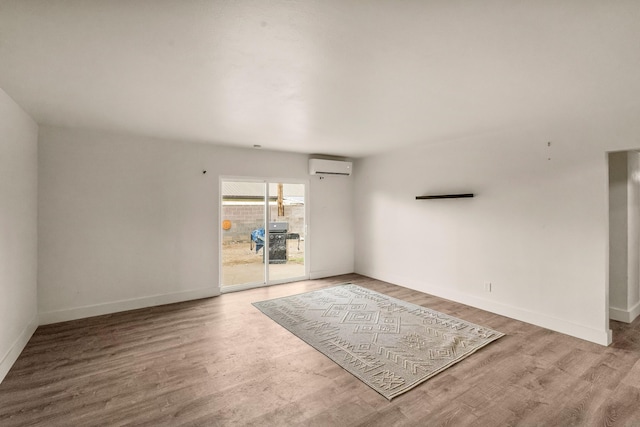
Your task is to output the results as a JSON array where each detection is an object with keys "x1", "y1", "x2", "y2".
[{"x1": 1, "y1": 274, "x2": 640, "y2": 426}]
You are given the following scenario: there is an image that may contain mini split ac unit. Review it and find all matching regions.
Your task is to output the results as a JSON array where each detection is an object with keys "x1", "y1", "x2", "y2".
[{"x1": 308, "y1": 159, "x2": 353, "y2": 176}]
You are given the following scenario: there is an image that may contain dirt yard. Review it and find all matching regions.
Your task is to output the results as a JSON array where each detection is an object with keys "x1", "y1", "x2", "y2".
[
  {"x1": 221, "y1": 240, "x2": 305, "y2": 286},
  {"x1": 222, "y1": 240, "x2": 304, "y2": 266}
]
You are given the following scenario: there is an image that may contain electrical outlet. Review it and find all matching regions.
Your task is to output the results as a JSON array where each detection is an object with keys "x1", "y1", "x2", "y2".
[{"x1": 484, "y1": 282, "x2": 492, "y2": 292}]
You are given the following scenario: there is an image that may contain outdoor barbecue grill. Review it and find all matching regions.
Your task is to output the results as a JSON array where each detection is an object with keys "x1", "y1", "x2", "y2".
[{"x1": 250, "y1": 222, "x2": 300, "y2": 264}]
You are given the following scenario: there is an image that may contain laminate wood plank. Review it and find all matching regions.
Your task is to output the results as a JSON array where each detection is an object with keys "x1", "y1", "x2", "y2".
[
  {"x1": 2, "y1": 273, "x2": 640, "y2": 426},
  {"x1": 621, "y1": 358, "x2": 640, "y2": 389},
  {"x1": 580, "y1": 350, "x2": 638, "y2": 391},
  {"x1": 534, "y1": 379, "x2": 612, "y2": 427},
  {"x1": 304, "y1": 398, "x2": 380, "y2": 426},
  {"x1": 554, "y1": 347, "x2": 604, "y2": 377},
  {"x1": 411, "y1": 404, "x2": 480, "y2": 427},
  {"x1": 592, "y1": 383, "x2": 640, "y2": 427},
  {"x1": 352, "y1": 406, "x2": 409, "y2": 427}
]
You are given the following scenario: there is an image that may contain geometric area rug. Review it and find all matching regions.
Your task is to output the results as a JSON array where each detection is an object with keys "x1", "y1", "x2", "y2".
[{"x1": 252, "y1": 284, "x2": 504, "y2": 400}]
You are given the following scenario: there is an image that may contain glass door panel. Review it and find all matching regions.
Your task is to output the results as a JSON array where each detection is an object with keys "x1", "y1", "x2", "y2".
[
  {"x1": 220, "y1": 181, "x2": 266, "y2": 288},
  {"x1": 268, "y1": 182, "x2": 306, "y2": 282}
]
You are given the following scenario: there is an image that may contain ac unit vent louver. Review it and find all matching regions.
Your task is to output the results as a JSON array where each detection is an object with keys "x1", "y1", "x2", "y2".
[{"x1": 309, "y1": 159, "x2": 352, "y2": 176}]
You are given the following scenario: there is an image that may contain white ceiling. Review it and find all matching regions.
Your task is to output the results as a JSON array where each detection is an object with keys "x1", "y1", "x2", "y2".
[{"x1": 1, "y1": 0, "x2": 639, "y2": 158}]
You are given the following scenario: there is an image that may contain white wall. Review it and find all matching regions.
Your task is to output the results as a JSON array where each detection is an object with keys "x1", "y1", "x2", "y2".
[
  {"x1": 354, "y1": 110, "x2": 640, "y2": 345},
  {"x1": 38, "y1": 126, "x2": 354, "y2": 323},
  {"x1": 308, "y1": 174, "x2": 356, "y2": 279},
  {"x1": 608, "y1": 150, "x2": 640, "y2": 322},
  {"x1": 0, "y1": 89, "x2": 38, "y2": 382}
]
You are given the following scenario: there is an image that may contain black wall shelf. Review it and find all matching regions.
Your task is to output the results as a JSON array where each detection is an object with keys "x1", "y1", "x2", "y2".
[{"x1": 416, "y1": 193, "x2": 474, "y2": 200}]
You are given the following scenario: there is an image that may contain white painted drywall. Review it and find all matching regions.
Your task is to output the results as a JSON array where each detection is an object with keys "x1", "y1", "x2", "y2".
[
  {"x1": 354, "y1": 111, "x2": 640, "y2": 345},
  {"x1": 37, "y1": 126, "x2": 354, "y2": 323},
  {"x1": 308, "y1": 174, "x2": 355, "y2": 279},
  {"x1": 0, "y1": 89, "x2": 38, "y2": 382}
]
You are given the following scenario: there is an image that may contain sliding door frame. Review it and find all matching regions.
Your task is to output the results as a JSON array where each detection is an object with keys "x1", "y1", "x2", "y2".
[{"x1": 219, "y1": 175, "x2": 310, "y2": 293}]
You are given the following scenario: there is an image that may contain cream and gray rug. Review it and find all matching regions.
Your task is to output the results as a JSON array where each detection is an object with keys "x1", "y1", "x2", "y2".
[{"x1": 253, "y1": 284, "x2": 504, "y2": 400}]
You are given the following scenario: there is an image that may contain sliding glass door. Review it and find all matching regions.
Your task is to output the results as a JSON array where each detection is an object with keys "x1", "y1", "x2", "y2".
[{"x1": 220, "y1": 179, "x2": 306, "y2": 292}]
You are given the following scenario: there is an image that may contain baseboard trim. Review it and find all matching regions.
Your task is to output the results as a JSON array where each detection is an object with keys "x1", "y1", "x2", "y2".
[
  {"x1": 39, "y1": 287, "x2": 220, "y2": 325},
  {"x1": 359, "y1": 271, "x2": 612, "y2": 346},
  {"x1": 610, "y1": 301, "x2": 640, "y2": 323},
  {"x1": 310, "y1": 268, "x2": 354, "y2": 280},
  {"x1": 0, "y1": 313, "x2": 38, "y2": 384},
  {"x1": 631, "y1": 301, "x2": 640, "y2": 323}
]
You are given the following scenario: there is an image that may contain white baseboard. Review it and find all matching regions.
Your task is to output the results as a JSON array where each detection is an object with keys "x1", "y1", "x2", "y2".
[
  {"x1": 610, "y1": 301, "x2": 640, "y2": 323},
  {"x1": 39, "y1": 287, "x2": 220, "y2": 325},
  {"x1": 0, "y1": 314, "x2": 38, "y2": 384},
  {"x1": 631, "y1": 301, "x2": 640, "y2": 322},
  {"x1": 310, "y1": 268, "x2": 354, "y2": 280},
  {"x1": 359, "y1": 271, "x2": 612, "y2": 346}
]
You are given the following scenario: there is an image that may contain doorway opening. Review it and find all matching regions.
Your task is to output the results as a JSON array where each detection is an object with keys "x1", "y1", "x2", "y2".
[
  {"x1": 608, "y1": 150, "x2": 640, "y2": 329},
  {"x1": 220, "y1": 179, "x2": 307, "y2": 292}
]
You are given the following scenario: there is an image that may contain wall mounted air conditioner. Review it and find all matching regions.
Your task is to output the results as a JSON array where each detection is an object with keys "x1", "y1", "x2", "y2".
[{"x1": 309, "y1": 158, "x2": 352, "y2": 176}]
